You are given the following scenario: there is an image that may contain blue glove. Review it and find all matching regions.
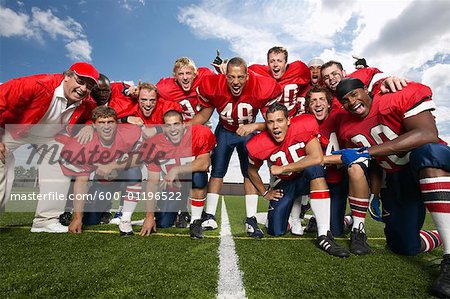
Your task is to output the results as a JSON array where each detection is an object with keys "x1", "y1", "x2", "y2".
[
  {"x1": 368, "y1": 194, "x2": 383, "y2": 222},
  {"x1": 332, "y1": 147, "x2": 371, "y2": 167}
]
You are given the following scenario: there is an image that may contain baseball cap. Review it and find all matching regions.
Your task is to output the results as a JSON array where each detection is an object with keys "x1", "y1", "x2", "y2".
[
  {"x1": 308, "y1": 58, "x2": 324, "y2": 67},
  {"x1": 69, "y1": 62, "x2": 99, "y2": 85}
]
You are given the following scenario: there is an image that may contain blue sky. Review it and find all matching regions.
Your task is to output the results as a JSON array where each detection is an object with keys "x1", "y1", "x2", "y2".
[{"x1": 1, "y1": 0, "x2": 450, "y2": 182}]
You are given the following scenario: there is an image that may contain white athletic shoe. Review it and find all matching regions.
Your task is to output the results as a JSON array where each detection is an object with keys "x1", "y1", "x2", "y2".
[
  {"x1": 109, "y1": 211, "x2": 123, "y2": 225},
  {"x1": 30, "y1": 222, "x2": 69, "y2": 233},
  {"x1": 201, "y1": 213, "x2": 218, "y2": 230},
  {"x1": 119, "y1": 219, "x2": 134, "y2": 236},
  {"x1": 289, "y1": 218, "x2": 304, "y2": 236}
]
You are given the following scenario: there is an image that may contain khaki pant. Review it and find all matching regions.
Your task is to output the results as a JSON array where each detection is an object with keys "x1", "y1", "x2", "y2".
[{"x1": 0, "y1": 131, "x2": 70, "y2": 227}]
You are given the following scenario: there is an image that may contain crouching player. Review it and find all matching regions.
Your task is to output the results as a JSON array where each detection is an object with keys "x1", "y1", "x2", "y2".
[
  {"x1": 246, "y1": 104, "x2": 350, "y2": 257},
  {"x1": 59, "y1": 106, "x2": 142, "y2": 233},
  {"x1": 135, "y1": 110, "x2": 216, "y2": 239},
  {"x1": 334, "y1": 78, "x2": 448, "y2": 296}
]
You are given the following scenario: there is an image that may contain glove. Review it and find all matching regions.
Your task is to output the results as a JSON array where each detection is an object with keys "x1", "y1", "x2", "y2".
[
  {"x1": 368, "y1": 194, "x2": 383, "y2": 222},
  {"x1": 212, "y1": 49, "x2": 223, "y2": 73},
  {"x1": 352, "y1": 55, "x2": 368, "y2": 69},
  {"x1": 332, "y1": 147, "x2": 371, "y2": 167}
]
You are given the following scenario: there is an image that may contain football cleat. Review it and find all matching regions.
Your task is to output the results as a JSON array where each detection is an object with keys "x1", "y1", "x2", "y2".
[
  {"x1": 119, "y1": 219, "x2": 134, "y2": 237},
  {"x1": 317, "y1": 231, "x2": 350, "y2": 258},
  {"x1": 343, "y1": 214, "x2": 354, "y2": 235},
  {"x1": 109, "y1": 211, "x2": 123, "y2": 225},
  {"x1": 30, "y1": 222, "x2": 69, "y2": 233},
  {"x1": 100, "y1": 212, "x2": 113, "y2": 224},
  {"x1": 59, "y1": 211, "x2": 72, "y2": 226},
  {"x1": 368, "y1": 194, "x2": 383, "y2": 222},
  {"x1": 304, "y1": 217, "x2": 318, "y2": 233},
  {"x1": 431, "y1": 254, "x2": 450, "y2": 298},
  {"x1": 299, "y1": 202, "x2": 311, "y2": 219},
  {"x1": 289, "y1": 218, "x2": 304, "y2": 236},
  {"x1": 350, "y1": 223, "x2": 371, "y2": 255},
  {"x1": 201, "y1": 212, "x2": 218, "y2": 230},
  {"x1": 190, "y1": 219, "x2": 204, "y2": 239},
  {"x1": 245, "y1": 216, "x2": 263, "y2": 238},
  {"x1": 176, "y1": 212, "x2": 191, "y2": 228}
]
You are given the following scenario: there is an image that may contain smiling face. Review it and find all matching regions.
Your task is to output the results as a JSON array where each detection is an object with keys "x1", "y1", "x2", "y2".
[
  {"x1": 94, "y1": 116, "x2": 117, "y2": 145},
  {"x1": 174, "y1": 65, "x2": 196, "y2": 92},
  {"x1": 308, "y1": 91, "x2": 331, "y2": 122},
  {"x1": 63, "y1": 73, "x2": 96, "y2": 104},
  {"x1": 266, "y1": 110, "x2": 290, "y2": 143},
  {"x1": 138, "y1": 89, "x2": 157, "y2": 118},
  {"x1": 321, "y1": 64, "x2": 345, "y2": 92},
  {"x1": 226, "y1": 64, "x2": 249, "y2": 97},
  {"x1": 163, "y1": 114, "x2": 185, "y2": 144},
  {"x1": 268, "y1": 52, "x2": 287, "y2": 80},
  {"x1": 339, "y1": 87, "x2": 372, "y2": 118}
]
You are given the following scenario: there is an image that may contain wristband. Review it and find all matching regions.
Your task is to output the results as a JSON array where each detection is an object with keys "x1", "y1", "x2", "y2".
[
  {"x1": 121, "y1": 116, "x2": 129, "y2": 123},
  {"x1": 155, "y1": 126, "x2": 163, "y2": 134},
  {"x1": 263, "y1": 190, "x2": 269, "y2": 198}
]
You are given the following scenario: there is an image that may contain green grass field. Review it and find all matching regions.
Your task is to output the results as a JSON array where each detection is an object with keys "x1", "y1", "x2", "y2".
[{"x1": 0, "y1": 195, "x2": 442, "y2": 298}]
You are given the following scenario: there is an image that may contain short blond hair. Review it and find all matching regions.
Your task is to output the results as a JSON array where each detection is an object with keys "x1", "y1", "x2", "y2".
[{"x1": 173, "y1": 57, "x2": 197, "y2": 76}]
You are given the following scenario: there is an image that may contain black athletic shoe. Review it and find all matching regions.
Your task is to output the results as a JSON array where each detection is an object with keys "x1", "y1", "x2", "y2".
[
  {"x1": 304, "y1": 217, "x2": 318, "y2": 233},
  {"x1": 317, "y1": 231, "x2": 350, "y2": 258},
  {"x1": 350, "y1": 223, "x2": 371, "y2": 255},
  {"x1": 245, "y1": 216, "x2": 263, "y2": 238},
  {"x1": 100, "y1": 212, "x2": 113, "y2": 224},
  {"x1": 176, "y1": 212, "x2": 191, "y2": 228},
  {"x1": 431, "y1": 254, "x2": 450, "y2": 298},
  {"x1": 299, "y1": 202, "x2": 311, "y2": 219},
  {"x1": 59, "y1": 212, "x2": 72, "y2": 226},
  {"x1": 190, "y1": 219, "x2": 204, "y2": 239}
]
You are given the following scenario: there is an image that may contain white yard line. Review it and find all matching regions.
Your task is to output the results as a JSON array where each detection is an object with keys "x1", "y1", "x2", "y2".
[{"x1": 217, "y1": 196, "x2": 247, "y2": 299}]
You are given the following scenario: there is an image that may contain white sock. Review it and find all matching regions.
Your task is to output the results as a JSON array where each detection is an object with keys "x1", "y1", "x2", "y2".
[
  {"x1": 191, "y1": 197, "x2": 205, "y2": 222},
  {"x1": 245, "y1": 194, "x2": 259, "y2": 218},
  {"x1": 290, "y1": 197, "x2": 302, "y2": 221},
  {"x1": 121, "y1": 200, "x2": 138, "y2": 221},
  {"x1": 205, "y1": 193, "x2": 219, "y2": 215},
  {"x1": 310, "y1": 190, "x2": 331, "y2": 236}
]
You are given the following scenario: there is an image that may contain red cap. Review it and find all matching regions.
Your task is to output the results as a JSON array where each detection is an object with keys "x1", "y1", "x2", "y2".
[{"x1": 69, "y1": 62, "x2": 99, "y2": 85}]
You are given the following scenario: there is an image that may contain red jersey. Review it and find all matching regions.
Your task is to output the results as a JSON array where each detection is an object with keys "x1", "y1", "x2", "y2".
[
  {"x1": 317, "y1": 108, "x2": 348, "y2": 183},
  {"x1": 249, "y1": 61, "x2": 310, "y2": 116},
  {"x1": 247, "y1": 114, "x2": 319, "y2": 180},
  {"x1": 108, "y1": 82, "x2": 138, "y2": 119},
  {"x1": 156, "y1": 67, "x2": 214, "y2": 120},
  {"x1": 337, "y1": 82, "x2": 439, "y2": 172},
  {"x1": 141, "y1": 124, "x2": 216, "y2": 175},
  {"x1": 60, "y1": 124, "x2": 142, "y2": 178},
  {"x1": 197, "y1": 72, "x2": 282, "y2": 131},
  {"x1": 132, "y1": 98, "x2": 182, "y2": 125}
]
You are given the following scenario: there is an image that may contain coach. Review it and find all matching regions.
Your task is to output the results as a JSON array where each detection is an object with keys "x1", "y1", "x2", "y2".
[{"x1": 0, "y1": 62, "x2": 99, "y2": 233}]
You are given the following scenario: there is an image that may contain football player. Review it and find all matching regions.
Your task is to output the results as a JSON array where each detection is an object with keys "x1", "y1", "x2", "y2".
[
  {"x1": 59, "y1": 106, "x2": 142, "y2": 234},
  {"x1": 123, "y1": 110, "x2": 216, "y2": 239},
  {"x1": 156, "y1": 57, "x2": 214, "y2": 121},
  {"x1": 190, "y1": 57, "x2": 282, "y2": 237},
  {"x1": 246, "y1": 103, "x2": 350, "y2": 257},
  {"x1": 249, "y1": 46, "x2": 310, "y2": 117},
  {"x1": 334, "y1": 78, "x2": 448, "y2": 296}
]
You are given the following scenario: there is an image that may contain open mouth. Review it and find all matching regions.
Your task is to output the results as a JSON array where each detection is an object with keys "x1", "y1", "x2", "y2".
[
  {"x1": 350, "y1": 102, "x2": 365, "y2": 115},
  {"x1": 231, "y1": 86, "x2": 241, "y2": 95}
]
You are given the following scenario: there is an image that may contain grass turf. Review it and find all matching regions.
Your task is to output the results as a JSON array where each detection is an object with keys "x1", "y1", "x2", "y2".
[{"x1": 0, "y1": 194, "x2": 443, "y2": 298}]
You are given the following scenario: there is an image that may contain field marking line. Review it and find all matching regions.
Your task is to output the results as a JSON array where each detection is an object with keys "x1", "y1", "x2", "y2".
[
  {"x1": 0, "y1": 225, "x2": 387, "y2": 240},
  {"x1": 217, "y1": 196, "x2": 247, "y2": 299}
]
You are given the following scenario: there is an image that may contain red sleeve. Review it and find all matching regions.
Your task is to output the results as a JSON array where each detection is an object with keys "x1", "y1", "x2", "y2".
[
  {"x1": 348, "y1": 67, "x2": 382, "y2": 87},
  {"x1": 391, "y1": 82, "x2": 434, "y2": 119},
  {"x1": 246, "y1": 134, "x2": 267, "y2": 168},
  {"x1": 248, "y1": 64, "x2": 270, "y2": 77},
  {"x1": 196, "y1": 75, "x2": 221, "y2": 108},
  {"x1": 192, "y1": 125, "x2": 216, "y2": 156},
  {"x1": 59, "y1": 138, "x2": 93, "y2": 177}
]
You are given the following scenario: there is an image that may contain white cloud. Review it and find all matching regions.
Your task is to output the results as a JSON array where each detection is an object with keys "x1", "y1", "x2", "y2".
[
  {"x1": 0, "y1": 5, "x2": 92, "y2": 62},
  {"x1": 118, "y1": 0, "x2": 145, "y2": 11},
  {"x1": 0, "y1": 6, "x2": 34, "y2": 37},
  {"x1": 65, "y1": 39, "x2": 92, "y2": 61}
]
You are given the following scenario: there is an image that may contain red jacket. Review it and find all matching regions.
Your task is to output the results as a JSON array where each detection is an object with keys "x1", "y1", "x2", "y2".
[{"x1": 0, "y1": 74, "x2": 96, "y2": 139}]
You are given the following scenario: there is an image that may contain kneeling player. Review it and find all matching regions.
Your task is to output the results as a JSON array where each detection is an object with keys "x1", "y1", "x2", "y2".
[
  {"x1": 134, "y1": 110, "x2": 215, "y2": 239},
  {"x1": 246, "y1": 104, "x2": 350, "y2": 257},
  {"x1": 59, "y1": 106, "x2": 142, "y2": 233}
]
